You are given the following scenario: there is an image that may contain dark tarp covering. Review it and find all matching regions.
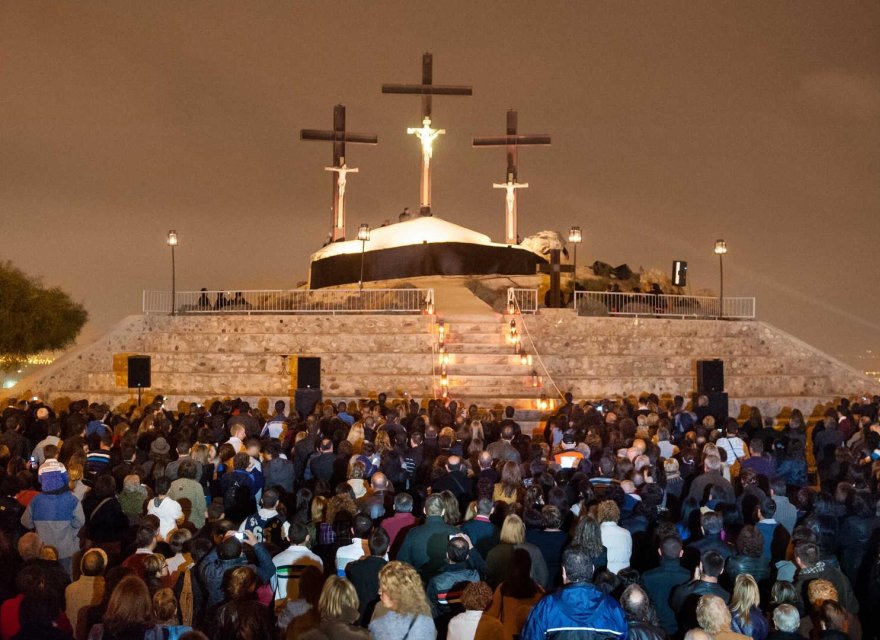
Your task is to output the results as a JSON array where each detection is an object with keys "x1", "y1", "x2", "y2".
[{"x1": 310, "y1": 241, "x2": 547, "y2": 288}]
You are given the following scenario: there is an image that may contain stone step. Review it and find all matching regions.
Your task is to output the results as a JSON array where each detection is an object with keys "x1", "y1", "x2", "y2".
[
  {"x1": 144, "y1": 332, "x2": 432, "y2": 354},
  {"x1": 140, "y1": 352, "x2": 433, "y2": 376}
]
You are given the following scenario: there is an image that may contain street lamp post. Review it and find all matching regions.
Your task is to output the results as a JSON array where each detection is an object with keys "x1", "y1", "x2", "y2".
[
  {"x1": 714, "y1": 239, "x2": 727, "y2": 319},
  {"x1": 166, "y1": 230, "x2": 178, "y2": 316},
  {"x1": 568, "y1": 226, "x2": 582, "y2": 301},
  {"x1": 357, "y1": 223, "x2": 371, "y2": 292}
]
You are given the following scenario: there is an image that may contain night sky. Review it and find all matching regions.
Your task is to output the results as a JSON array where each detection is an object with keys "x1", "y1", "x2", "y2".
[{"x1": 2, "y1": 2, "x2": 879, "y2": 368}]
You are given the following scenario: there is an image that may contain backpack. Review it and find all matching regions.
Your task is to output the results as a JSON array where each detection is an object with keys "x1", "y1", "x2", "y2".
[{"x1": 223, "y1": 475, "x2": 256, "y2": 520}]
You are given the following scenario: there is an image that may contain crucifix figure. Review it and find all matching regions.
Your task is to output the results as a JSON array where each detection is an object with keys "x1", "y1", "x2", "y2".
[
  {"x1": 301, "y1": 104, "x2": 377, "y2": 242},
  {"x1": 474, "y1": 110, "x2": 551, "y2": 245},
  {"x1": 383, "y1": 52, "x2": 472, "y2": 214},
  {"x1": 538, "y1": 249, "x2": 574, "y2": 308}
]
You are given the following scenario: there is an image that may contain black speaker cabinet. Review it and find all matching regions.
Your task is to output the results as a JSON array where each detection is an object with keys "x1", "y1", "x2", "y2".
[
  {"x1": 297, "y1": 357, "x2": 321, "y2": 389},
  {"x1": 697, "y1": 359, "x2": 724, "y2": 393},
  {"x1": 708, "y1": 391, "x2": 729, "y2": 421},
  {"x1": 127, "y1": 355, "x2": 152, "y2": 388},
  {"x1": 295, "y1": 388, "x2": 323, "y2": 419}
]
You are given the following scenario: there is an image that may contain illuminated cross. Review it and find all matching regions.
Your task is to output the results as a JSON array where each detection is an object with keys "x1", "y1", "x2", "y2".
[
  {"x1": 474, "y1": 110, "x2": 551, "y2": 245},
  {"x1": 383, "y1": 53, "x2": 472, "y2": 214},
  {"x1": 301, "y1": 104, "x2": 377, "y2": 242}
]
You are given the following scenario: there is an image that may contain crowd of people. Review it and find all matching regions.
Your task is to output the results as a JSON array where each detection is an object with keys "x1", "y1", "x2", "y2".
[{"x1": 0, "y1": 390, "x2": 879, "y2": 640}]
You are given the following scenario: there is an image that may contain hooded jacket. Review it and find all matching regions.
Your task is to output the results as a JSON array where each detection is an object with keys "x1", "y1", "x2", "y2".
[
  {"x1": 21, "y1": 488, "x2": 84, "y2": 560},
  {"x1": 521, "y1": 582, "x2": 627, "y2": 640}
]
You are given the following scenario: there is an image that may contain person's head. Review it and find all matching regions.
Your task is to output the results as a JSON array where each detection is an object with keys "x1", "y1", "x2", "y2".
[
  {"x1": 770, "y1": 580, "x2": 800, "y2": 608},
  {"x1": 704, "y1": 455, "x2": 722, "y2": 473},
  {"x1": 217, "y1": 535, "x2": 243, "y2": 561},
  {"x1": 153, "y1": 588, "x2": 179, "y2": 624},
  {"x1": 80, "y1": 547, "x2": 108, "y2": 577},
  {"x1": 696, "y1": 594, "x2": 732, "y2": 633},
  {"x1": 378, "y1": 561, "x2": 431, "y2": 616},
  {"x1": 135, "y1": 526, "x2": 157, "y2": 551},
  {"x1": 597, "y1": 499, "x2": 620, "y2": 524},
  {"x1": 318, "y1": 576, "x2": 360, "y2": 622},
  {"x1": 659, "y1": 535, "x2": 683, "y2": 560},
  {"x1": 424, "y1": 493, "x2": 445, "y2": 517},
  {"x1": 17, "y1": 532, "x2": 43, "y2": 561},
  {"x1": 352, "y1": 513, "x2": 373, "y2": 539},
  {"x1": 736, "y1": 525, "x2": 765, "y2": 558},
  {"x1": 460, "y1": 581, "x2": 493, "y2": 612},
  {"x1": 807, "y1": 579, "x2": 839, "y2": 609},
  {"x1": 393, "y1": 492, "x2": 413, "y2": 514},
  {"x1": 794, "y1": 542, "x2": 820, "y2": 569},
  {"x1": 167, "y1": 529, "x2": 190, "y2": 555},
  {"x1": 699, "y1": 550, "x2": 725, "y2": 579},
  {"x1": 105, "y1": 576, "x2": 154, "y2": 633},
  {"x1": 500, "y1": 514, "x2": 526, "y2": 544},
  {"x1": 154, "y1": 476, "x2": 171, "y2": 496},
  {"x1": 731, "y1": 574, "x2": 761, "y2": 619},
  {"x1": 664, "y1": 457, "x2": 681, "y2": 479},
  {"x1": 773, "y1": 604, "x2": 801, "y2": 633},
  {"x1": 178, "y1": 459, "x2": 198, "y2": 480},
  {"x1": 225, "y1": 565, "x2": 258, "y2": 601},
  {"x1": 368, "y1": 527, "x2": 390, "y2": 557},
  {"x1": 500, "y1": 461, "x2": 521, "y2": 497},
  {"x1": 700, "y1": 511, "x2": 723, "y2": 536},
  {"x1": 562, "y1": 546, "x2": 594, "y2": 584},
  {"x1": 620, "y1": 584, "x2": 653, "y2": 623},
  {"x1": 446, "y1": 536, "x2": 470, "y2": 564},
  {"x1": 819, "y1": 601, "x2": 849, "y2": 633},
  {"x1": 232, "y1": 452, "x2": 250, "y2": 471},
  {"x1": 684, "y1": 630, "x2": 713, "y2": 640}
]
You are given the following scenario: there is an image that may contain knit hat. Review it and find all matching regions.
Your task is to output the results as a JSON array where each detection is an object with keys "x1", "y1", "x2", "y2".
[
  {"x1": 38, "y1": 459, "x2": 69, "y2": 492},
  {"x1": 151, "y1": 437, "x2": 171, "y2": 456}
]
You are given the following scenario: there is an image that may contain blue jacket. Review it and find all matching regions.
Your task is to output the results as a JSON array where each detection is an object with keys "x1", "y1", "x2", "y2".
[
  {"x1": 522, "y1": 582, "x2": 627, "y2": 640},
  {"x1": 199, "y1": 543, "x2": 275, "y2": 607}
]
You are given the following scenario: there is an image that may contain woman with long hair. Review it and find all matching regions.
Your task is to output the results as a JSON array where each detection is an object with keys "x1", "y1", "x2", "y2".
[
  {"x1": 493, "y1": 461, "x2": 523, "y2": 505},
  {"x1": 485, "y1": 548, "x2": 544, "y2": 640},
  {"x1": 729, "y1": 574, "x2": 769, "y2": 640},
  {"x1": 300, "y1": 576, "x2": 368, "y2": 640},
  {"x1": 570, "y1": 515, "x2": 608, "y2": 573},
  {"x1": 369, "y1": 561, "x2": 436, "y2": 640},
  {"x1": 486, "y1": 514, "x2": 549, "y2": 589},
  {"x1": 726, "y1": 525, "x2": 770, "y2": 584},
  {"x1": 87, "y1": 575, "x2": 160, "y2": 640}
]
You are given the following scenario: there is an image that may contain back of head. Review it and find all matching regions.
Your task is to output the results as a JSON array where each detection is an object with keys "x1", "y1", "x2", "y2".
[
  {"x1": 660, "y1": 535, "x2": 683, "y2": 560},
  {"x1": 700, "y1": 550, "x2": 725, "y2": 578},
  {"x1": 820, "y1": 601, "x2": 848, "y2": 633},
  {"x1": 81, "y1": 547, "x2": 108, "y2": 577},
  {"x1": 352, "y1": 513, "x2": 373, "y2": 538},
  {"x1": 218, "y1": 536, "x2": 242, "y2": 561},
  {"x1": 696, "y1": 594, "x2": 731, "y2": 633},
  {"x1": 425, "y1": 493, "x2": 445, "y2": 517},
  {"x1": 701, "y1": 511, "x2": 723, "y2": 535},
  {"x1": 318, "y1": 576, "x2": 359, "y2": 621},
  {"x1": 368, "y1": 527, "x2": 390, "y2": 557},
  {"x1": 620, "y1": 584, "x2": 651, "y2": 622},
  {"x1": 446, "y1": 536, "x2": 470, "y2": 564},
  {"x1": 773, "y1": 604, "x2": 801, "y2": 633},
  {"x1": 562, "y1": 546, "x2": 594, "y2": 584},
  {"x1": 393, "y1": 492, "x2": 413, "y2": 513}
]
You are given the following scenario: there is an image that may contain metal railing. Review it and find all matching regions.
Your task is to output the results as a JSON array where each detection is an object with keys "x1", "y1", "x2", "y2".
[
  {"x1": 574, "y1": 291, "x2": 755, "y2": 319},
  {"x1": 507, "y1": 288, "x2": 538, "y2": 314},
  {"x1": 143, "y1": 288, "x2": 435, "y2": 315}
]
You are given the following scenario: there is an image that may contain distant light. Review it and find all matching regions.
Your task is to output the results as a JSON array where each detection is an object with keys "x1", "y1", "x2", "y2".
[
  {"x1": 714, "y1": 239, "x2": 727, "y2": 255},
  {"x1": 568, "y1": 226, "x2": 582, "y2": 244},
  {"x1": 3, "y1": 380, "x2": 16, "y2": 389},
  {"x1": 357, "y1": 224, "x2": 371, "y2": 242},
  {"x1": 166, "y1": 230, "x2": 179, "y2": 246}
]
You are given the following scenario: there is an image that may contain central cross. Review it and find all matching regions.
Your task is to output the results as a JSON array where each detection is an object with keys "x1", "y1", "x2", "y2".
[
  {"x1": 473, "y1": 110, "x2": 551, "y2": 245},
  {"x1": 383, "y1": 53, "x2": 472, "y2": 214}
]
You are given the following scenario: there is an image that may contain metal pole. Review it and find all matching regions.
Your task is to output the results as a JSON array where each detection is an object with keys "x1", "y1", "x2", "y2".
[
  {"x1": 719, "y1": 253, "x2": 724, "y2": 320},
  {"x1": 359, "y1": 239, "x2": 366, "y2": 291},
  {"x1": 171, "y1": 244, "x2": 176, "y2": 316},
  {"x1": 572, "y1": 243, "x2": 578, "y2": 301}
]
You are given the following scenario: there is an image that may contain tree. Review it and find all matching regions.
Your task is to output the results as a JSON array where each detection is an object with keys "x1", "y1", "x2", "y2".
[{"x1": 0, "y1": 261, "x2": 88, "y2": 369}]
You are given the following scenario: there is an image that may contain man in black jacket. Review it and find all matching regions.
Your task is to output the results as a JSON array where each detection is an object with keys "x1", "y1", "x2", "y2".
[
  {"x1": 642, "y1": 536, "x2": 691, "y2": 637},
  {"x1": 430, "y1": 456, "x2": 473, "y2": 516},
  {"x1": 346, "y1": 528, "x2": 389, "y2": 625},
  {"x1": 670, "y1": 550, "x2": 730, "y2": 634}
]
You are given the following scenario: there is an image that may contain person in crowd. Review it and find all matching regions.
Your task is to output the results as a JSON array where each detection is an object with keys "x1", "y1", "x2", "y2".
[
  {"x1": 766, "y1": 604, "x2": 805, "y2": 640},
  {"x1": 146, "y1": 476, "x2": 184, "y2": 542},
  {"x1": 209, "y1": 566, "x2": 275, "y2": 640},
  {"x1": 620, "y1": 584, "x2": 665, "y2": 640},
  {"x1": 793, "y1": 543, "x2": 858, "y2": 614},
  {"x1": 486, "y1": 513, "x2": 549, "y2": 589},
  {"x1": 369, "y1": 561, "x2": 436, "y2": 640},
  {"x1": 426, "y1": 535, "x2": 481, "y2": 628},
  {"x1": 381, "y1": 492, "x2": 418, "y2": 555},
  {"x1": 298, "y1": 576, "x2": 368, "y2": 640},
  {"x1": 447, "y1": 581, "x2": 504, "y2": 640},
  {"x1": 199, "y1": 530, "x2": 275, "y2": 608},
  {"x1": 153, "y1": 588, "x2": 192, "y2": 639},
  {"x1": 66, "y1": 548, "x2": 108, "y2": 640},
  {"x1": 272, "y1": 521, "x2": 323, "y2": 604},
  {"x1": 521, "y1": 546, "x2": 627, "y2": 640},
  {"x1": 642, "y1": 535, "x2": 691, "y2": 636},
  {"x1": 671, "y1": 550, "x2": 731, "y2": 632},
  {"x1": 346, "y1": 527, "x2": 390, "y2": 625},
  {"x1": 459, "y1": 497, "x2": 499, "y2": 561},
  {"x1": 730, "y1": 574, "x2": 770, "y2": 640},
  {"x1": 169, "y1": 460, "x2": 207, "y2": 530},
  {"x1": 486, "y1": 548, "x2": 544, "y2": 640},
  {"x1": 697, "y1": 594, "x2": 751, "y2": 640},
  {"x1": 86, "y1": 575, "x2": 161, "y2": 640},
  {"x1": 597, "y1": 499, "x2": 632, "y2": 574},
  {"x1": 397, "y1": 493, "x2": 459, "y2": 580}
]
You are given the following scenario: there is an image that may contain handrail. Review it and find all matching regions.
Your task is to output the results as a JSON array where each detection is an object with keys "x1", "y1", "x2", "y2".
[
  {"x1": 143, "y1": 288, "x2": 435, "y2": 315},
  {"x1": 574, "y1": 291, "x2": 756, "y2": 319},
  {"x1": 507, "y1": 288, "x2": 538, "y2": 314}
]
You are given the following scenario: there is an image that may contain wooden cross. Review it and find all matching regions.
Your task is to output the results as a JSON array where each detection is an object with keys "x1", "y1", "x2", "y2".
[
  {"x1": 382, "y1": 52, "x2": 472, "y2": 214},
  {"x1": 538, "y1": 249, "x2": 574, "y2": 308},
  {"x1": 301, "y1": 104, "x2": 378, "y2": 242},
  {"x1": 474, "y1": 110, "x2": 551, "y2": 245}
]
